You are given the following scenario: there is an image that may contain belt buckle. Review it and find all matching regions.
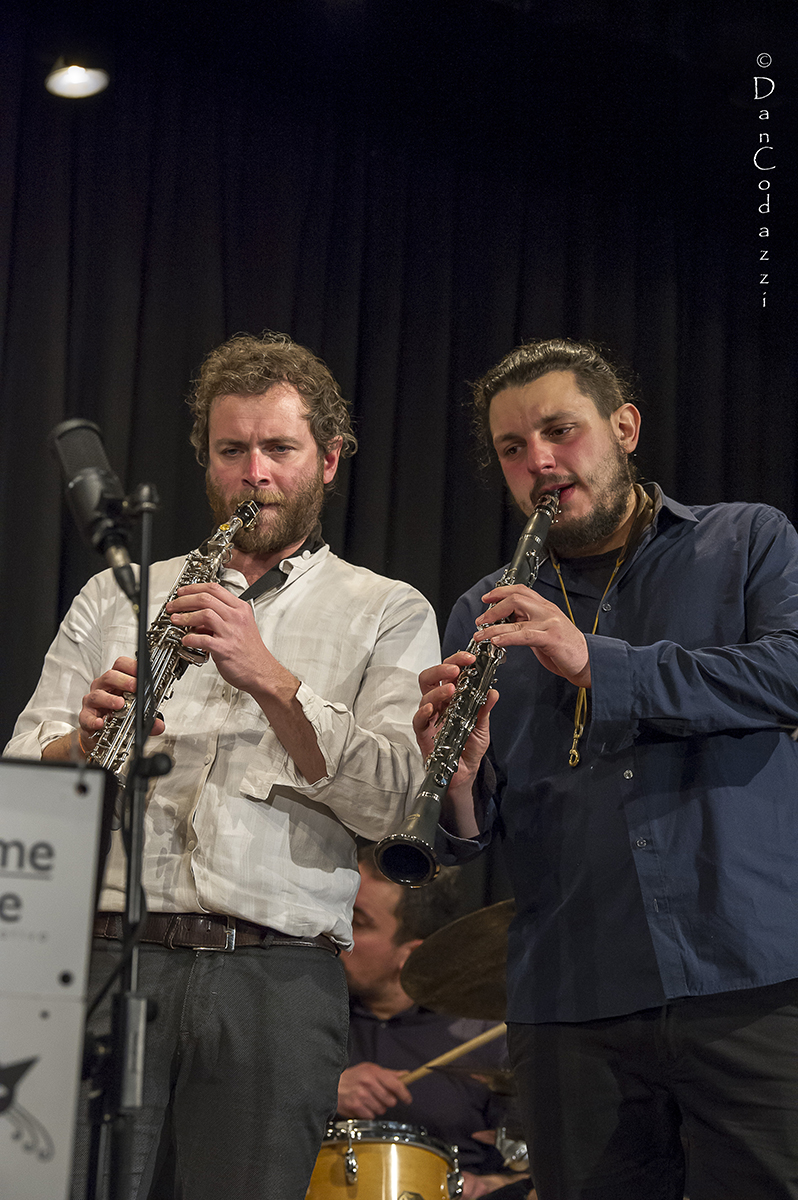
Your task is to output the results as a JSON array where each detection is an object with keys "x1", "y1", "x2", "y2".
[
  {"x1": 167, "y1": 915, "x2": 237, "y2": 952},
  {"x1": 202, "y1": 916, "x2": 236, "y2": 952}
]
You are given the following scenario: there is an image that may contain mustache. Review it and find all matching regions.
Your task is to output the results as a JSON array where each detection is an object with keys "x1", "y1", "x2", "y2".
[
  {"x1": 228, "y1": 488, "x2": 285, "y2": 509},
  {"x1": 530, "y1": 477, "x2": 575, "y2": 504}
]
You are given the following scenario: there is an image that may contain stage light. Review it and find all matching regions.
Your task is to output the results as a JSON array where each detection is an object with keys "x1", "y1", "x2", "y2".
[{"x1": 45, "y1": 57, "x2": 109, "y2": 98}]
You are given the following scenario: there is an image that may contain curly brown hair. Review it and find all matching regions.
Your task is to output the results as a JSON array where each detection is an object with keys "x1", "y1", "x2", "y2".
[
  {"x1": 187, "y1": 331, "x2": 358, "y2": 466},
  {"x1": 472, "y1": 338, "x2": 638, "y2": 470}
]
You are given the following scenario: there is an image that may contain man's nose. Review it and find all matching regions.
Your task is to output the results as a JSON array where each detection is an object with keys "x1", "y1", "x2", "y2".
[
  {"x1": 243, "y1": 451, "x2": 272, "y2": 486},
  {"x1": 526, "y1": 437, "x2": 557, "y2": 473}
]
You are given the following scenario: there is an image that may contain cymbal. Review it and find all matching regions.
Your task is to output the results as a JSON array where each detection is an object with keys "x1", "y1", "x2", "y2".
[{"x1": 400, "y1": 898, "x2": 515, "y2": 1020}]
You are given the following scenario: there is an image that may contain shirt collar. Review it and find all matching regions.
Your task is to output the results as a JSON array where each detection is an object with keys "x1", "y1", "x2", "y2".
[
  {"x1": 349, "y1": 997, "x2": 428, "y2": 1022},
  {"x1": 224, "y1": 523, "x2": 327, "y2": 602},
  {"x1": 614, "y1": 483, "x2": 698, "y2": 581},
  {"x1": 644, "y1": 481, "x2": 699, "y2": 526}
]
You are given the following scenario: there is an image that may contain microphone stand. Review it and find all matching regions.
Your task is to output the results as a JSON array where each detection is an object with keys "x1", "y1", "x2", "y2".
[{"x1": 84, "y1": 483, "x2": 172, "y2": 1200}]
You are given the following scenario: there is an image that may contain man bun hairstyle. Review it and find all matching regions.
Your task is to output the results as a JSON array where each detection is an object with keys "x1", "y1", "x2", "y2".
[{"x1": 472, "y1": 338, "x2": 637, "y2": 469}]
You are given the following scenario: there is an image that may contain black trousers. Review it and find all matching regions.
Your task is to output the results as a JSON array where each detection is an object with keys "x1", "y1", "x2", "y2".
[
  {"x1": 508, "y1": 978, "x2": 798, "y2": 1200},
  {"x1": 71, "y1": 939, "x2": 350, "y2": 1200}
]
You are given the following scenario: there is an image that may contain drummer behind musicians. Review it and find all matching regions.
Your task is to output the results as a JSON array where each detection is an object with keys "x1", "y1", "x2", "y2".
[{"x1": 339, "y1": 847, "x2": 532, "y2": 1199}]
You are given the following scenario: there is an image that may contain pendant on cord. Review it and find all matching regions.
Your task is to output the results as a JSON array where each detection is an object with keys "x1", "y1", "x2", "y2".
[{"x1": 569, "y1": 720, "x2": 584, "y2": 767}]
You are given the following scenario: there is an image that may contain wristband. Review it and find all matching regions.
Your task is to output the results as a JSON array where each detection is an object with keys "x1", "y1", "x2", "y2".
[{"x1": 77, "y1": 730, "x2": 93, "y2": 757}]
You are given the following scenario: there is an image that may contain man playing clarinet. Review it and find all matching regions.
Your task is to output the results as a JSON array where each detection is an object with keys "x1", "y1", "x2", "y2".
[{"x1": 414, "y1": 338, "x2": 798, "y2": 1200}]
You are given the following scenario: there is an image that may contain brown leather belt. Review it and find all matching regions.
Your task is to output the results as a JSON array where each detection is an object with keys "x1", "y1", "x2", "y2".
[{"x1": 93, "y1": 912, "x2": 339, "y2": 955}]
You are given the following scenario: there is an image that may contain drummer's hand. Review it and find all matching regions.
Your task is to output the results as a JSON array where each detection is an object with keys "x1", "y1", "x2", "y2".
[
  {"x1": 461, "y1": 1170, "x2": 524, "y2": 1197},
  {"x1": 336, "y1": 1062, "x2": 413, "y2": 1120}
]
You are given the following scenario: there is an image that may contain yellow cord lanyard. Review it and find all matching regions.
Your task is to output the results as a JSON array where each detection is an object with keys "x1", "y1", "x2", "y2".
[
  {"x1": 547, "y1": 486, "x2": 655, "y2": 767},
  {"x1": 550, "y1": 551, "x2": 625, "y2": 766}
]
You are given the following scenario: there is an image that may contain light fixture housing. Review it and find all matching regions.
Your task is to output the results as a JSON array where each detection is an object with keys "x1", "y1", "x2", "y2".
[{"x1": 45, "y1": 56, "x2": 109, "y2": 99}]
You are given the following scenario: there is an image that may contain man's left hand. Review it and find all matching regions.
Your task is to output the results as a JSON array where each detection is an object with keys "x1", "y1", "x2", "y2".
[
  {"x1": 167, "y1": 582, "x2": 276, "y2": 694},
  {"x1": 167, "y1": 581, "x2": 326, "y2": 784},
  {"x1": 471, "y1": 584, "x2": 591, "y2": 688}
]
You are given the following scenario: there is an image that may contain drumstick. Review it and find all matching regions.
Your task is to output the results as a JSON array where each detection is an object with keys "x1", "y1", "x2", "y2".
[{"x1": 400, "y1": 1022, "x2": 507, "y2": 1085}]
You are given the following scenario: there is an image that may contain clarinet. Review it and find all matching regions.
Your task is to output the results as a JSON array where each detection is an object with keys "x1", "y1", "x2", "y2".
[
  {"x1": 86, "y1": 499, "x2": 261, "y2": 785},
  {"x1": 374, "y1": 491, "x2": 560, "y2": 886}
]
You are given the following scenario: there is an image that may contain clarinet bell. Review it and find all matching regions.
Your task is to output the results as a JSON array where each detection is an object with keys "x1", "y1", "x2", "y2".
[{"x1": 374, "y1": 793, "x2": 442, "y2": 886}]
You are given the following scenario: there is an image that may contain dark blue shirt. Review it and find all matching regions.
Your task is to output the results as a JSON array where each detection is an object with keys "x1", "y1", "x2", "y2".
[
  {"x1": 441, "y1": 486, "x2": 798, "y2": 1023},
  {"x1": 344, "y1": 1001, "x2": 509, "y2": 1173}
]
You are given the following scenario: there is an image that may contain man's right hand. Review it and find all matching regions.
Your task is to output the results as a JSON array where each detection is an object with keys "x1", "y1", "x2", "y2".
[
  {"x1": 337, "y1": 1062, "x2": 414, "y2": 1120},
  {"x1": 79, "y1": 655, "x2": 165, "y2": 747},
  {"x1": 41, "y1": 655, "x2": 165, "y2": 762},
  {"x1": 413, "y1": 652, "x2": 497, "y2": 836}
]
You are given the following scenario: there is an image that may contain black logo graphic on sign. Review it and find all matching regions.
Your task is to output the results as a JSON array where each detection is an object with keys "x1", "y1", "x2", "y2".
[{"x1": 1, "y1": 1057, "x2": 54, "y2": 1161}]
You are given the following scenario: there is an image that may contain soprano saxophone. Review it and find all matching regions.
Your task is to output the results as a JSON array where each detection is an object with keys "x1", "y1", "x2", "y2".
[
  {"x1": 374, "y1": 491, "x2": 560, "y2": 886},
  {"x1": 86, "y1": 500, "x2": 261, "y2": 785}
]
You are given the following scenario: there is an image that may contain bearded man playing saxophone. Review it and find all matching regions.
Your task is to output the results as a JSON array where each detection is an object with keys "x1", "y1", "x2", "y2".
[
  {"x1": 6, "y1": 332, "x2": 440, "y2": 1200},
  {"x1": 414, "y1": 338, "x2": 798, "y2": 1200}
]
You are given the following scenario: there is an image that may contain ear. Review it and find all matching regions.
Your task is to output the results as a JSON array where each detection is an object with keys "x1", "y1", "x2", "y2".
[
  {"x1": 397, "y1": 938, "x2": 423, "y2": 970},
  {"x1": 611, "y1": 403, "x2": 641, "y2": 454},
  {"x1": 322, "y1": 436, "x2": 343, "y2": 485}
]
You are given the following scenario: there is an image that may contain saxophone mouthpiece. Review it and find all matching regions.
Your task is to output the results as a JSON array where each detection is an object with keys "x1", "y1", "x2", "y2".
[{"x1": 233, "y1": 500, "x2": 262, "y2": 528}]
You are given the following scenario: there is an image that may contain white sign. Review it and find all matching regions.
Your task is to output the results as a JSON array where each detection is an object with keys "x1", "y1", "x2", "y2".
[{"x1": 0, "y1": 759, "x2": 110, "y2": 1200}]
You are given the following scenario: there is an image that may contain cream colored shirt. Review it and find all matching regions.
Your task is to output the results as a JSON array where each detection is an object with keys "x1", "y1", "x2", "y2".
[{"x1": 5, "y1": 544, "x2": 440, "y2": 947}]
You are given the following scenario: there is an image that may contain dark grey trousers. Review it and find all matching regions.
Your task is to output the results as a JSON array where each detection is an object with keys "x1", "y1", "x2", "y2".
[
  {"x1": 72, "y1": 939, "x2": 350, "y2": 1200},
  {"x1": 508, "y1": 978, "x2": 798, "y2": 1200}
]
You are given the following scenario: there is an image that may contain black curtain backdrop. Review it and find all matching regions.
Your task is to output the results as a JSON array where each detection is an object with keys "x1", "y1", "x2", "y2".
[{"x1": 1, "y1": 0, "x2": 796, "y2": 902}]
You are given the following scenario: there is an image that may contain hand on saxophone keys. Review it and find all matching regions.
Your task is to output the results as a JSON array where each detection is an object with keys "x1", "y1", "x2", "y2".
[
  {"x1": 40, "y1": 655, "x2": 167, "y2": 763},
  {"x1": 80, "y1": 656, "x2": 167, "y2": 748},
  {"x1": 165, "y1": 581, "x2": 286, "y2": 697}
]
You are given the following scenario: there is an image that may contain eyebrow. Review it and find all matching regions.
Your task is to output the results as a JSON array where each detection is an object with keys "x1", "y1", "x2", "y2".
[
  {"x1": 213, "y1": 435, "x2": 302, "y2": 448},
  {"x1": 492, "y1": 410, "x2": 582, "y2": 445}
]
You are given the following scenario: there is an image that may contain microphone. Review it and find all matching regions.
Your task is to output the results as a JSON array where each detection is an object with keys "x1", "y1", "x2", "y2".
[{"x1": 49, "y1": 418, "x2": 139, "y2": 611}]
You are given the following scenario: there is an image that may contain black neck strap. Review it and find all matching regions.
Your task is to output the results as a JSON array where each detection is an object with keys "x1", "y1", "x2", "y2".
[{"x1": 237, "y1": 525, "x2": 326, "y2": 603}]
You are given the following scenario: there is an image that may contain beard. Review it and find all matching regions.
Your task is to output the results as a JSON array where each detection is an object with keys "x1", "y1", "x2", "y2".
[
  {"x1": 205, "y1": 461, "x2": 325, "y2": 558},
  {"x1": 540, "y1": 438, "x2": 636, "y2": 557}
]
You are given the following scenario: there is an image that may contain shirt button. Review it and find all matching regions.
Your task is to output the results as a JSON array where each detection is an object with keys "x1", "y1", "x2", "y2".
[
  {"x1": 204, "y1": 755, "x2": 212, "y2": 765},
  {"x1": 623, "y1": 769, "x2": 633, "y2": 779},
  {"x1": 635, "y1": 838, "x2": 648, "y2": 849},
  {"x1": 602, "y1": 601, "x2": 612, "y2": 611},
  {"x1": 187, "y1": 840, "x2": 197, "y2": 851}
]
